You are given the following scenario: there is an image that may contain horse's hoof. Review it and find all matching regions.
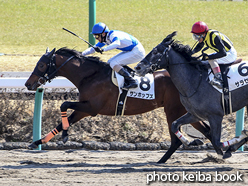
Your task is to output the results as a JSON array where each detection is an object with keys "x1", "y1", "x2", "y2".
[
  {"x1": 157, "y1": 160, "x2": 165, "y2": 164},
  {"x1": 242, "y1": 130, "x2": 248, "y2": 137},
  {"x1": 189, "y1": 139, "x2": 204, "y2": 146},
  {"x1": 28, "y1": 143, "x2": 38, "y2": 149},
  {"x1": 223, "y1": 151, "x2": 232, "y2": 159},
  {"x1": 62, "y1": 136, "x2": 68, "y2": 144},
  {"x1": 62, "y1": 130, "x2": 68, "y2": 144}
]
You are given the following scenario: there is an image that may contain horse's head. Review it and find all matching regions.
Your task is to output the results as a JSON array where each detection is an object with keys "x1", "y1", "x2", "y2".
[
  {"x1": 25, "y1": 48, "x2": 56, "y2": 90},
  {"x1": 135, "y1": 31, "x2": 177, "y2": 76},
  {"x1": 135, "y1": 43, "x2": 170, "y2": 76}
]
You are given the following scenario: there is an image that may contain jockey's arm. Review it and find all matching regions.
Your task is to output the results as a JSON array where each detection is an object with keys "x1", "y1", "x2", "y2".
[
  {"x1": 102, "y1": 37, "x2": 121, "y2": 52},
  {"x1": 208, "y1": 35, "x2": 227, "y2": 60},
  {"x1": 192, "y1": 42, "x2": 204, "y2": 54},
  {"x1": 81, "y1": 47, "x2": 95, "y2": 56},
  {"x1": 82, "y1": 42, "x2": 105, "y2": 56}
]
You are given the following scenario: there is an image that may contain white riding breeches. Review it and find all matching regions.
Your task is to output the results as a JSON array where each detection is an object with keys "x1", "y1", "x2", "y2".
[
  {"x1": 213, "y1": 47, "x2": 237, "y2": 64},
  {"x1": 107, "y1": 42, "x2": 146, "y2": 69}
]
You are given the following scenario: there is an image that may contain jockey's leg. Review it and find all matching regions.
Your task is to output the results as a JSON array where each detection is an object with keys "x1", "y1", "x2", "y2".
[
  {"x1": 115, "y1": 65, "x2": 138, "y2": 89},
  {"x1": 208, "y1": 59, "x2": 223, "y2": 89},
  {"x1": 108, "y1": 46, "x2": 145, "y2": 90}
]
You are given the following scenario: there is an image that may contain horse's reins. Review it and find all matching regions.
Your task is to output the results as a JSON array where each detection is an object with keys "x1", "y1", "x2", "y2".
[
  {"x1": 34, "y1": 54, "x2": 75, "y2": 86},
  {"x1": 145, "y1": 46, "x2": 169, "y2": 72},
  {"x1": 148, "y1": 44, "x2": 203, "y2": 98},
  {"x1": 46, "y1": 55, "x2": 75, "y2": 82}
]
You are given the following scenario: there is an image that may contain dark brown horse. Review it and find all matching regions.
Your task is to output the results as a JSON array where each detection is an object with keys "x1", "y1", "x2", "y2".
[{"x1": 25, "y1": 47, "x2": 211, "y2": 163}]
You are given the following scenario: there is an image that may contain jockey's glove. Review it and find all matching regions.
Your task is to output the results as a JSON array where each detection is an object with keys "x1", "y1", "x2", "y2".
[
  {"x1": 202, "y1": 53, "x2": 209, "y2": 60},
  {"x1": 94, "y1": 47, "x2": 103, "y2": 54}
]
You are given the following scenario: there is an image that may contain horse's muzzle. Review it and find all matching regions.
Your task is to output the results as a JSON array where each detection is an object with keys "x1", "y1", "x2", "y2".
[
  {"x1": 135, "y1": 63, "x2": 150, "y2": 77},
  {"x1": 25, "y1": 82, "x2": 37, "y2": 91}
]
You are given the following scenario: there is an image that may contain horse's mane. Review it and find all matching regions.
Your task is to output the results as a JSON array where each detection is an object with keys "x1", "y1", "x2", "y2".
[
  {"x1": 162, "y1": 31, "x2": 199, "y2": 62},
  {"x1": 55, "y1": 47, "x2": 82, "y2": 58},
  {"x1": 55, "y1": 47, "x2": 109, "y2": 68}
]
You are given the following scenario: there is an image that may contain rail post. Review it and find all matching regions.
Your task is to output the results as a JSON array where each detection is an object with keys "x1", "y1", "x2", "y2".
[
  {"x1": 89, "y1": 0, "x2": 96, "y2": 46},
  {"x1": 235, "y1": 107, "x2": 245, "y2": 151},
  {"x1": 32, "y1": 88, "x2": 44, "y2": 150}
]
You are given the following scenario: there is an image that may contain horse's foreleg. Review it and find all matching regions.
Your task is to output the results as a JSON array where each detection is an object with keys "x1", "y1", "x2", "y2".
[
  {"x1": 60, "y1": 102, "x2": 71, "y2": 143},
  {"x1": 188, "y1": 121, "x2": 211, "y2": 146},
  {"x1": 60, "y1": 101, "x2": 94, "y2": 143},
  {"x1": 29, "y1": 123, "x2": 63, "y2": 149},
  {"x1": 171, "y1": 112, "x2": 201, "y2": 146},
  {"x1": 29, "y1": 110, "x2": 89, "y2": 149},
  {"x1": 208, "y1": 115, "x2": 223, "y2": 156}
]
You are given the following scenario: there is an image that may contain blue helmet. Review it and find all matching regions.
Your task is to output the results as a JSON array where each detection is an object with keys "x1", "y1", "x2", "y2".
[{"x1": 91, "y1": 22, "x2": 109, "y2": 34}]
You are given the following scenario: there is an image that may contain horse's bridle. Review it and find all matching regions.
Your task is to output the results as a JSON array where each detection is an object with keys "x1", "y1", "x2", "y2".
[
  {"x1": 145, "y1": 45, "x2": 169, "y2": 73},
  {"x1": 145, "y1": 44, "x2": 203, "y2": 98},
  {"x1": 32, "y1": 54, "x2": 75, "y2": 86}
]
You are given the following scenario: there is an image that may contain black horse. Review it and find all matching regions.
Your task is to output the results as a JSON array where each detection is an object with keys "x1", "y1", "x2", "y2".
[{"x1": 135, "y1": 31, "x2": 248, "y2": 159}]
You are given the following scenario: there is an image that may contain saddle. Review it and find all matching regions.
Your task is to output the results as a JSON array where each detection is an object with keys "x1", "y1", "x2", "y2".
[
  {"x1": 111, "y1": 66, "x2": 155, "y2": 116},
  {"x1": 219, "y1": 58, "x2": 242, "y2": 115},
  {"x1": 215, "y1": 58, "x2": 242, "y2": 115},
  {"x1": 111, "y1": 66, "x2": 135, "y2": 116},
  {"x1": 111, "y1": 66, "x2": 135, "y2": 87}
]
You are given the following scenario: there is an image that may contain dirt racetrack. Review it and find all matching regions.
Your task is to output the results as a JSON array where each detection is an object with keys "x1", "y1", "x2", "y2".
[{"x1": 0, "y1": 149, "x2": 247, "y2": 186}]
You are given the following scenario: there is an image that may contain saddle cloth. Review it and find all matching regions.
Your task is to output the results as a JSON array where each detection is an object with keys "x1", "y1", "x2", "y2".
[
  {"x1": 209, "y1": 61, "x2": 248, "y2": 93},
  {"x1": 112, "y1": 71, "x2": 155, "y2": 100}
]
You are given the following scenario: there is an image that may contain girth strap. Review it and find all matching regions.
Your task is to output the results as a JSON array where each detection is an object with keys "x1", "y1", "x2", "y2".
[
  {"x1": 115, "y1": 89, "x2": 128, "y2": 116},
  {"x1": 220, "y1": 65, "x2": 232, "y2": 115}
]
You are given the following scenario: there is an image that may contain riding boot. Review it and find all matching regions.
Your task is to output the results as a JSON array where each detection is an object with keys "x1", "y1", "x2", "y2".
[
  {"x1": 118, "y1": 68, "x2": 138, "y2": 89},
  {"x1": 210, "y1": 72, "x2": 223, "y2": 89}
]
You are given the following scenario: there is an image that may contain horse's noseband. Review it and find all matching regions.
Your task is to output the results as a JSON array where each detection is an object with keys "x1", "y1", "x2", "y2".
[
  {"x1": 151, "y1": 63, "x2": 159, "y2": 72},
  {"x1": 31, "y1": 54, "x2": 56, "y2": 85},
  {"x1": 148, "y1": 46, "x2": 169, "y2": 73},
  {"x1": 32, "y1": 54, "x2": 74, "y2": 86}
]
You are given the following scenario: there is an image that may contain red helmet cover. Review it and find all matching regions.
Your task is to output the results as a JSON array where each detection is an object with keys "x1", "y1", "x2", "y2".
[{"x1": 191, "y1": 21, "x2": 209, "y2": 35}]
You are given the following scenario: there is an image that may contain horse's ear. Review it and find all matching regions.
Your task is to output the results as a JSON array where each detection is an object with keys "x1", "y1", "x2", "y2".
[
  {"x1": 163, "y1": 31, "x2": 178, "y2": 44},
  {"x1": 164, "y1": 40, "x2": 174, "y2": 46},
  {"x1": 47, "y1": 48, "x2": 56, "y2": 58},
  {"x1": 171, "y1": 31, "x2": 177, "y2": 37},
  {"x1": 46, "y1": 47, "x2": 50, "y2": 53}
]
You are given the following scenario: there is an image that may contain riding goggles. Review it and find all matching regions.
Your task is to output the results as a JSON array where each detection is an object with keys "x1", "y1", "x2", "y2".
[
  {"x1": 192, "y1": 33, "x2": 204, "y2": 41},
  {"x1": 93, "y1": 34, "x2": 101, "y2": 39}
]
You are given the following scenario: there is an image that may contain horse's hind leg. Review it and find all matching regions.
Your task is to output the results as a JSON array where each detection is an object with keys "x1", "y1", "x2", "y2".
[
  {"x1": 60, "y1": 101, "x2": 97, "y2": 142},
  {"x1": 223, "y1": 137, "x2": 248, "y2": 159},
  {"x1": 158, "y1": 132, "x2": 182, "y2": 163}
]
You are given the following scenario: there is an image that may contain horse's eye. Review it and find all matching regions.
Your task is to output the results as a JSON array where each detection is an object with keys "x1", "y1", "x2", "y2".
[{"x1": 39, "y1": 64, "x2": 44, "y2": 68}]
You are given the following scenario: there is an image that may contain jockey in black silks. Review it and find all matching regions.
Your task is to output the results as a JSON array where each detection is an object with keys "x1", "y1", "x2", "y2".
[{"x1": 191, "y1": 21, "x2": 237, "y2": 89}]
